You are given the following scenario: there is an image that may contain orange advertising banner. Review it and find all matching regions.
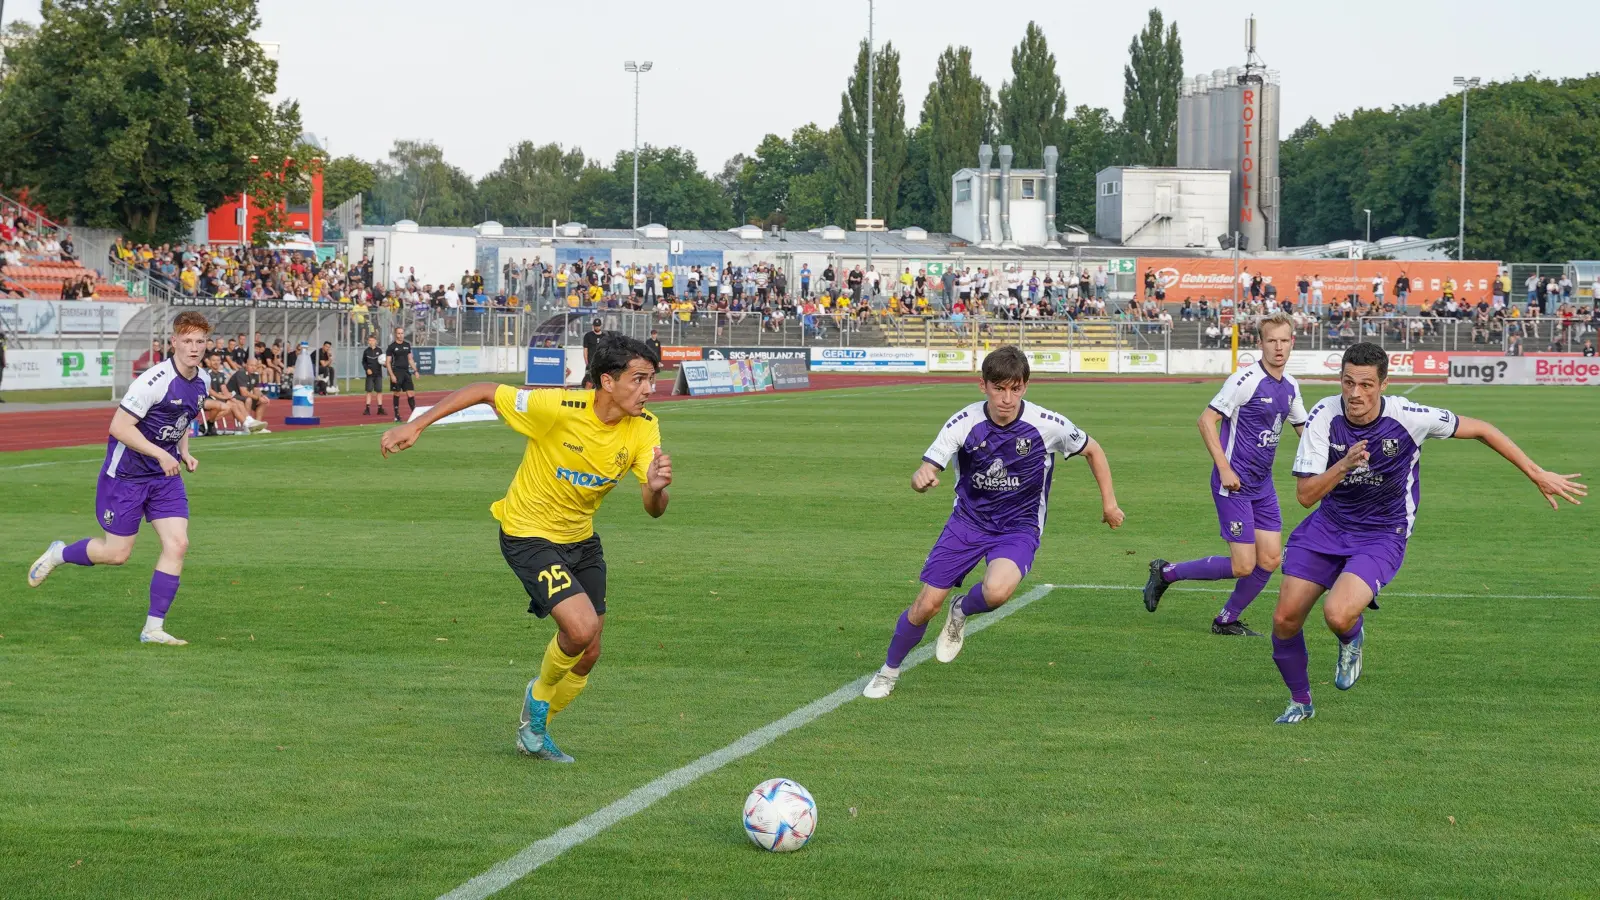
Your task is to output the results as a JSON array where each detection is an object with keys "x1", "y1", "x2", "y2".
[
  {"x1": 1136, "y1": 258, "x2": 1501, "y2": 306},
  {"x1": 658, "y1": 346, "x2": 703, "y2": 364}
]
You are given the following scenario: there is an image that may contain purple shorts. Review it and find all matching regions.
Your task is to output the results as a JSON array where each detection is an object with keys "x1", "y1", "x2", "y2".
[
  {"x1": 919, "y1": 519, "x2": 1039, "y2": 590},
  {"x1": 1282, "y1": 510, "x2": 1406, "y2": 597},
  {"x1": 1214, "y1": 489, "x2": 1282, "y2": 544},
  {"x1": 95, "y1": 473, "x2": 189, "y2": 536}
]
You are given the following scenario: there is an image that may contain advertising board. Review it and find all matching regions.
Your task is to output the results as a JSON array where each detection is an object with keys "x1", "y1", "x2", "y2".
[
  {"x1": 1119, "y1": 350, "x2": 1167, "y2": 374},
  {"x1": 1448, "y1": 355, "x2": 1600, "y2": 386},
  {"x1": 702, "y1": 346, "x2": 810, "y2": 364},
  {"x1": 1137, "y1": 258, "x2": 1501, "y2": 306},
  {"x1": 525, "y1": 347, "x2": 565, "y2": 386},
  {"x1": 1, "y1": 348, "x2": 117, "y2": 389},
  {"x1": 808, "y1": 347, "x2": 928, "y2": 372},
  {"x1": 927, "y1": 349, "x2": 974, "y2": 372}
]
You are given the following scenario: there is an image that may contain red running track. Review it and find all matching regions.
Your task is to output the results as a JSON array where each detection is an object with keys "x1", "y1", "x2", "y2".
[{"x1": 0, "y1": 372, "x2": 1215, "y2": 453}]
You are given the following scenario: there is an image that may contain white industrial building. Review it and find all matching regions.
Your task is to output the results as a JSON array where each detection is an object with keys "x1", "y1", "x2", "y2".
[
  {"x1": 1094, "y1": 167, "x2": 1231, "y2": 249},
  {"x1": 950, "y1": 144, "x2": 1085, "y2": 249}
]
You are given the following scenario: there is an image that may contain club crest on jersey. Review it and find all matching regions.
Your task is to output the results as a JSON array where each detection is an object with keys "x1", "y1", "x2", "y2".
[
  {"x1": 1228, "y1": 521, "x2": 1243, "y2": 538},
  {"x1": 1014, "y1": 437, "x2": 1033, "y2": 457},
  {"x1": 1382, "y1": 438, "x2": 1400, "y2": 458},
  {"x1": 615, "y1": 448, "x2": 629, "y2": 472}
]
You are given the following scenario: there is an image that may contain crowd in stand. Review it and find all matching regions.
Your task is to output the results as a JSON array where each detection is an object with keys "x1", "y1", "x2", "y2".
[{"x1": 1, "y1": 208, "x2": 90, "y2": 299}]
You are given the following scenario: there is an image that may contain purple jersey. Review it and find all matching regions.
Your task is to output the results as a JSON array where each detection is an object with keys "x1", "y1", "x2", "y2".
[
  {"x1": 1208, "y1": 363, "x2": 1307, "y2": 498},
  {"x1": 104, "y1": 358, "x2": 208, "y2": 479},
  {"x1": 1292, "y1": 396, "x2": 1459, "y2": 537},
  {"x1": 922, "y1": 400, "x2": 1090, "y2": 536}
]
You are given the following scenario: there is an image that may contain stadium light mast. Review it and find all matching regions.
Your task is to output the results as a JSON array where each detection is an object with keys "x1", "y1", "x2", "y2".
[
  {"x1": 864, "y1": 0, "x2": 874, "y2": 287},
  {"x1": 625, "y1": 60, "x2": 653, "y2": 232},
  {"x1": 1453, "y1": 76, "x2": 1479, "y2": 261}
]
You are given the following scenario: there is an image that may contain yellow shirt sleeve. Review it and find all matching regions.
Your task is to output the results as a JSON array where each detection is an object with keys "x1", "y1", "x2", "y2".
[
  {"x1": 630, "y1": 412, "x2": 663, "y2": 482},
  {"x1": 494, "y1": 385, "x2": 560, "y2": 440}
]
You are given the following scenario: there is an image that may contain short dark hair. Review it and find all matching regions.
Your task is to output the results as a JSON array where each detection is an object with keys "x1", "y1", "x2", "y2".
[
  {"x1": 981, "y1": 345, "x2": 1030, "y2": 385},
  {"x1": 588, "y1": 333, "x2": 660, "y2": 387},
  {"x1": 1341, "y1": 341, "x2": 1388, "y2": 381}
]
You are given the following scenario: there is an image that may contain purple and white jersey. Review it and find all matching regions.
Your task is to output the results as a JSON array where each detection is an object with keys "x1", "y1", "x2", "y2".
[
  {"x1": 922, "y1": 400, "x2": 1090, "y2": 536},
  {"x1": 1292, "y1": 396, "x2": 1459, "y2": 537},
  {"x1": 104, "y1": 359, "x2": 207, "y2": 479},
  {"x1": 1208, "y1": 363, "x2": 1308, "y2": 498}
]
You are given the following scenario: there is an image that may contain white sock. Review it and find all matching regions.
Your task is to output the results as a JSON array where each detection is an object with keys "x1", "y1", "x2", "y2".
[
  {"x1": 143, "y1": 615, "x2": 164, "y2": 634},
  {"x1": 881, "y1": 664, "x2": 899, "y2": 677},
  {"x1": 50, "y1": 542, "x2": 67, "y2": 564}
]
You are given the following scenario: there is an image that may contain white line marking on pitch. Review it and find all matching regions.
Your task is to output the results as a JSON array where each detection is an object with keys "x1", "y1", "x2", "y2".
[
  {"x1": 437, "y1": 582, "x2": 1059, "y2": 900},
  {"x1": 0, "y1": 430, "x2": 391, "y2": 474},
  {"x1": 1048, "y1": 582, "x2": 1592, "y2": 601}
]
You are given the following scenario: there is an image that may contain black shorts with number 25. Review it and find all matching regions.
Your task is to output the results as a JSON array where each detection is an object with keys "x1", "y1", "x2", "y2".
[{"x1": 500, "y1": 530, "x2": 607, "y2": 618}]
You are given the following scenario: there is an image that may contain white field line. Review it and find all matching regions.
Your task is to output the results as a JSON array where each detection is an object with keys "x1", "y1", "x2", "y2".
[
  {"x1": 1035, "y1": 582, "x2": 1593, "y2": 602},
  {"x1": 437, "y1": 582, "x2": 1059, "y2": 900},
  {"x1": 651, "y1": 384, "x2": 936, "y2": 412}
]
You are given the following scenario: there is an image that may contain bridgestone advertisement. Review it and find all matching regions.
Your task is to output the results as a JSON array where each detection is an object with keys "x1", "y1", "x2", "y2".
[{"x1": 1447, "y1": 355, "x2": 1600, "y2": 386}]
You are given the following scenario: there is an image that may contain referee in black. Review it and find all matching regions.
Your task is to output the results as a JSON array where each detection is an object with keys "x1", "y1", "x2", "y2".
[
  {"x1": 361, "y1": 334, "x2": 385, "y2": 417},
  {"x1": 385, "y1": 327, "x2": 416, "y2": 422},
  {"x1": 580, "y1": 318, "x2": 605, "y2": 388}
]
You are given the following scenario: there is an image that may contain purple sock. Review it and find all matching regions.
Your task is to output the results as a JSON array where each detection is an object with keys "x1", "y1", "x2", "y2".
[
  {"x1": 1271, "y1": 632, "x2": 1313, "y2": 704},
  {"x1": 884, "y1": 609, "x2": 927, "y2": 668},
  {"x1": 63, "y1": 539, "x2": 94, "y2": 567},
  {"x1": 149, "y1": 571, "x2": 180, "y2": 619},
  {"x1": 1337, "y1": 614, "x2": 1364, "y2": 644},
  {"x1": 1162, "y1": 556, "x2": 1234, "y2": 583},
  {"x1": 1217, "y1": 567, "x2": 1272, "y2": 623},
  {"x1": 959, "y1": 583, "x2": 993, "y2": 616}
]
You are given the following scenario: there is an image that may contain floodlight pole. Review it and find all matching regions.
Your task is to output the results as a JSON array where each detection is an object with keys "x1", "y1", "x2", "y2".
[
  {"x1": 864, "y1": 0, "x2": 874, "y2": 289},
  {"x1": 1454, "y1": 76, "x2": 1479, "y2": 261},
  {"x1": 626, "y1": 61, "x2": 653, "y2": 232}
]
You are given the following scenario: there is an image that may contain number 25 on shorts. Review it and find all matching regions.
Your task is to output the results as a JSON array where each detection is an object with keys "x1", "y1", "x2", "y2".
[{"x1": 537, "y1": 563, "x2": 573, "y2": 598}]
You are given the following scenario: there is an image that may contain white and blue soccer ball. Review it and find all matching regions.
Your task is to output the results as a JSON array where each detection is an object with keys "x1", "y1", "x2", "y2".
[{"x1": 743, "y1": 778, "x2": 817, "y2": 852}]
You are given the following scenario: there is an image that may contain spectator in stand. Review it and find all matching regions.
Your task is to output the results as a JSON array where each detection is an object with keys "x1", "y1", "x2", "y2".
[
  {"x1": 0, "y1": 329, "x2": 7, "y2": 400},
  {"x1": 133, "y1": 339, "x2": 164, "y2": 375},
  {"x1": 201, "y1": 353, "x2": 255, "y2": 434},
  {"x1": 1583, "y1": 340, "x2": 1595, "y2": 357},
  {"x1": 226, "y1": 358, "x2": 271, "y2": 431}
]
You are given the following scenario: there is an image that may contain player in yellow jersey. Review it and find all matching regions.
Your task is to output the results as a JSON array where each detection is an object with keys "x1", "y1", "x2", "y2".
[{"x1": 379, "y1": 334, "x2": 672, "y2": 762}]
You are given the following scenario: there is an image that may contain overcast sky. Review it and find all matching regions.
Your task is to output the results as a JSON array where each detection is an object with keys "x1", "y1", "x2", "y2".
[{"x1": 6, "y1": 0, "x2": 1598, "y2": 177}]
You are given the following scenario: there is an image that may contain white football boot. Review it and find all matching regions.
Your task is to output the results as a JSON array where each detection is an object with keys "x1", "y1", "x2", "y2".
[
  {"x1": 28, "y1": 541, "x2": 65, "y2": 588},
  {"x1": 935, "y1": 599, "x2": 969, "y2": 663},
  {"x1": 862, "y1": 666, "x2": 899, "y2": 699}
]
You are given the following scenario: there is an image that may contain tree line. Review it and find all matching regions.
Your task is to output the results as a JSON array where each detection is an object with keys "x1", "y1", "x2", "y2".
[{"x1": 1, "y1": 1, "x2": 1594, "y2": 262}]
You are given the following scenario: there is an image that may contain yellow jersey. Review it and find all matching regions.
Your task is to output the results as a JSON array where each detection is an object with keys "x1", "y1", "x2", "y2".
[{"x1": 490, "y1": 385, "x2": 661, "y2": 543}]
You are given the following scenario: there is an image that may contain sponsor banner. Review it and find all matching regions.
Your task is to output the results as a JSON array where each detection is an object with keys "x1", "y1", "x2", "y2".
[
  {"x1": 658, "y1": 345, "x2": 702, "y2": 364},
  {"x1": 1169, "y1": 349, "x2": 1234, "y2": 375},
  {"x1": 406, "y1": 402, "x2": 498, "y2": 425},
  {"x1": 1023, "y1": 350, "x2": 1071, "y2": 373},
  {"x1": 1530, "y1": 356, "x2": 1600, "y2": 385},
  {"x1": 412, "y1": 346, "x2": 437, "y2": 376},
  {"x1": 1119, "y1": 350, "x2": 1166, "y2": 374},
  {"x1": 0, "y1": 299, "x2": 141, "y2": 337},
  {"x1": 1075, "y1": 350, "x2": 1113, "y2": 373},
  {"x1": 430, "y1": 347, "x2": 484, "y2": 376},
  {"x1": 1238, "y1": 349, "x2": 1419, "y2": 378},
  {"x1": 771, "y1": 359, "x2": 811, "y2": 390},
  {"x1": 701, "y1": 346, "x2": 810, "y2": 365},
  {"x1": 1414, "y1": 350, "x2": 1451, "y2": 377},
  {"x1": 928, "y1": 348, "x2": 975, "y2": 372},
  {"x1": 1138, "y1": 258, "x2": 1501, "y2": 306},
  {"x1": 809, "y1": 347, "x2": 928, "y2": 372},
  {"x1": 525, "y1": 347, "x2": 565, "y2": 386},
  {"x1": 1, "y1": 348, "x2": 118, "y2": 389}
]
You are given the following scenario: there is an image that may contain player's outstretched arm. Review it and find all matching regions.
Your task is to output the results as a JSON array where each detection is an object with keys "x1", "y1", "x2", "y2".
[
  {"x1": 1295, "y1": 440, "x2": 1369, "y2": 508},
  {"x1": 642, "y1": 447, "x2": 671, "y2": 518},
  {"x1": 109, "y1": 408, "x2": 181, "y2": 476},
  {"x1": 1453, "y1": 416, "x2": 1586, "y2": 509},
  {"x1": 1196, "y1": 407, "x2": 1240, "y2": 491},
  {"x1": 380, "y1": 381, "x2": 499, "y2": 457},
  {"x1": 1080, "y1": 438, "x2": 1124, "y2": 529}
]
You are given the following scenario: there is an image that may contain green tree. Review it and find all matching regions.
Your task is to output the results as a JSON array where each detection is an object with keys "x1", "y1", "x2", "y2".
[
  {"x1": 0, "y1": 0, "x2": 293, "y2": 242},
  {"x1": 997, "y1": 22, "x2": 1066, "y2": 168},
  {"x1": 1122, "y1": 8, "x2": 1183, "y2": 166},
  {"x1": 366, "y1": 139, "x2": 479, "y2": 226},
  {"x1": 476, "y1": 142, "x2": 587, "y2": 227},
  {"x1": 919, "y1": 45, "x2": 995, "y2": 231},
  {"x1": 573, "y1": 146, "x2": 732, "y2": 230},
  {"x1": 1058, "y1": 105, "x2": 1122, "y2": 229},
  {"x1": 738, "y1": 134, "x2": 796, "y2": 226},
  {"x1": 320, "y1": 155, "x2": 376, "y2": 209},
  {"x1": 834, "y1": 39, "x2": 909, "y2": 227}
]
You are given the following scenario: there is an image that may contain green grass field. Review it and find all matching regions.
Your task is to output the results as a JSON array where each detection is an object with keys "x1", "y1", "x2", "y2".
[{"x1": 2, "y1": 381, "x2": 1596, "y2": 899}]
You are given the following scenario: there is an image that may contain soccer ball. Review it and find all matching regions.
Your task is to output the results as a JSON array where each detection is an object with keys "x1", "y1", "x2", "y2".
[{"x1": 743, "y1": 778, "x2": 817, "y2": 852}]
